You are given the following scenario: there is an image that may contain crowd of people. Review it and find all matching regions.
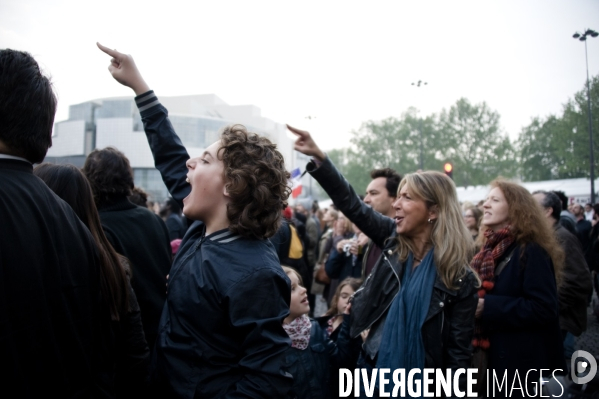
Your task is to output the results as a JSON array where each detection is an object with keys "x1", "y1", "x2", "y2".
[{"x1": 1, "y1": 45, "x2": 598, "y2": 398}]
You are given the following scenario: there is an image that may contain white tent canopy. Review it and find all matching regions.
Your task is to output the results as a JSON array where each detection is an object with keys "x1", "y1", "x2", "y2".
[
  {"x1": 457, "y1": 178, "x2": 599, "y2": 205},
  {"x1": 316, "y1": 177, "x2": 599, "y2": 210}
]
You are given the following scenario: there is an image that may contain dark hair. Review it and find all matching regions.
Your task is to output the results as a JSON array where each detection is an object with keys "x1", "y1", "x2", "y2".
[
  {"x1": 83, "y1": 147, "x2": 134, "y2": 207},
  {"x1": 0, "y1": 49, "x2": 56, "y2": 163},
  {"x1": 128, "y1": 186, "x2": 149, "y2": 208},
  {"x1": 533, "y1": 190, "x2": 561, "y2": 222},
  {"x1": 552, "y1": 190, "x2": 569, "y2": 211},
  {"x1": 34, "y1": 163, "x2": 129, "y2": 320},
  {"x1": 370, "y1": 168, "x2": 401, "y2": 197},
  {"x1": 218, "y1": 125, "x2": 290, "y2": 239}
]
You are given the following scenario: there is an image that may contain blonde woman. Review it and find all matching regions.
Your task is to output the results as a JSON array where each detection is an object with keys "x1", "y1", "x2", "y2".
[{"x1": 290, "y1": 125, "x2": 478, "y2": 396}]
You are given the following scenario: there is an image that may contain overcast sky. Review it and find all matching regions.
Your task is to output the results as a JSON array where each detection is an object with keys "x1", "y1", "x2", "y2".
[{"x1": 2, "y1": 0, "x2": 598, "y2": 151}]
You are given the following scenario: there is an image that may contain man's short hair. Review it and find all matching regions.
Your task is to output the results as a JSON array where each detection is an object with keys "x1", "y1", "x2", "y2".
[
  {"x1": 533, "y1": 190, "x2": 561, "y2": 222},
  {"x1": 370, "y1": 168, "x2": 401, "y2": 197},
  {"x1": 0, "y1": 49, "x2": 57, "y2": 163},
  {"x1": 83, "y1": 147, "x2": 134, "y2": 207}
]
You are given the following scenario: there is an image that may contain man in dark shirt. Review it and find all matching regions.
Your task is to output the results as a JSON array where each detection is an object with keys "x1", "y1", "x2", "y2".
[{"x1": 362, "y1": 168, "x2": 401, "y2": 277}]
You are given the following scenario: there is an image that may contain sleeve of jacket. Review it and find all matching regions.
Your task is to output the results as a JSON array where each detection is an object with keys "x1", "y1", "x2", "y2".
[
  {"x1": 329, "y1": 315, "x2": 362, "y2": 370},
  {"x1": 307, "y1": 157, "x2": 395, "y2": 248},
  {"x1": 136, "y1": 91, "x2": 191, "y2": 209},
  {"x1": 224, "y1": 266, "x2": 293, "y2": 398},
  {"x1": 325, "y1": 246, "x2": 345, "y2": 279},
  {"x1": 556, "y1": 227, "x2": 592, "y2": 315},
  {"x1": 482, "y1": 244, "x2": 559, "y2": 330},
  {"x1": 444, "y1": 272, "x2": 478, "y2": 392},
  {"x1": 115, "y1": 275, "x2": 150, "y2": 396}
]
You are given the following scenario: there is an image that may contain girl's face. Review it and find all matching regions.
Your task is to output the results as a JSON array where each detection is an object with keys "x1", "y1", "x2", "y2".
[
  {"x1": 336, "y1": 284, "x2": 355, "y2": 315},
  {"x1": 287, "y1": 272, "x2": 310, "y2": 319}
]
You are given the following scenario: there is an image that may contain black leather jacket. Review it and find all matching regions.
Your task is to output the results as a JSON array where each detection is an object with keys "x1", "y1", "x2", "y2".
[{"x1": 307, "y1": 157, "x2": 478, "y2": 374}]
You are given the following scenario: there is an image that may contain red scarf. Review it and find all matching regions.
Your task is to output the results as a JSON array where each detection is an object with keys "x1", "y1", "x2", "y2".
[{"x1": 469, "y1": 226, "x2": 515, "y2": 349}]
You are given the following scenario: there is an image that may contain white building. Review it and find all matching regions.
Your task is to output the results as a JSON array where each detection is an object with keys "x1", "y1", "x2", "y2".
[{"x1": 46, "y1": 94, "x2": 297, "y2": 202}]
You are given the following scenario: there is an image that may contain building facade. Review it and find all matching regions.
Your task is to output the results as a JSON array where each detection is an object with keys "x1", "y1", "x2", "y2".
[{"x1": 45, "y1": 94, "x2": 296, "y2": 202}]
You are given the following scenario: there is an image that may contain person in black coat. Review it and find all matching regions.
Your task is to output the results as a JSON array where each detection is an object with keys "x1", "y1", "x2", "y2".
[
  {"x1": 472, "y1": 180, "x2": 566, "y2": 398},
  {"x1": 0, "y1": 49, "x2": 103, "y2": 398},
  {"x1": 83, "y1": 147, "x2": 172, "y2": 352},
  {"x1": 34, "y1": 163, "x2": 150, "y2": 398}
]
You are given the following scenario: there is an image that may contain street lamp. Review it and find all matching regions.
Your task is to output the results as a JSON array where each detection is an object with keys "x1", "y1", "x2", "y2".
[
  {"x1": 411, "y1": 80, "x2": 428, "y2": 170},
  {"x1": 573, "y1": 28, "x2": 598, "y2": 203}
]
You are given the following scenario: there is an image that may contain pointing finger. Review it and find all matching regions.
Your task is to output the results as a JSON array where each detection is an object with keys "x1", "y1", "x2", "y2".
[
  {"x1": 97, "y1": 42, "x2": 120, "y2": 58},
  {"x1": 286, "y1": 124, "x2": 309, "y2": 137}
]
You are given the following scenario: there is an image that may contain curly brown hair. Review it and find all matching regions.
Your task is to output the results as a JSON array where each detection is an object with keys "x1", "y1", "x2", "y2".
[
  {"x1": 481, "y1": 178, "x2": 564, "y2": 282},
  {"x1": 218, "y1": 125, "x2": 290, "y2": 239},
  {"x1": 82, "y1": 147, "x2": 134, "y2": 208}
]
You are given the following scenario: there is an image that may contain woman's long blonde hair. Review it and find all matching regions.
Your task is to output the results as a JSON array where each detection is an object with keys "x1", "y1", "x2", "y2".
[{"x1": 395, "y1": 171, "x2": 476, "y2": 289}]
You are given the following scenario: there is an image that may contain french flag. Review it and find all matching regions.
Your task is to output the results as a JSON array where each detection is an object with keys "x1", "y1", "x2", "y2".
[{"x1": 291, "y1": 168, "x2": 303, "y2": 199}]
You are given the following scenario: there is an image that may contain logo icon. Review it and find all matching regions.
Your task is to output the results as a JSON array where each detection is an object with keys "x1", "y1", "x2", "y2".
[{"x1": 571, "y1": 350, "x2": 597, "y2": 384}]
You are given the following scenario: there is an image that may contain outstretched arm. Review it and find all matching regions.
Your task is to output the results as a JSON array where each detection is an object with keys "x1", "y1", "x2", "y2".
[
  {"x1": 287, "y1": 125, "x2": 326, "y2": 163},
  {"x1": 97, "y1": 43, "x2": 190, "y2": 206},
  {"x1": 288, "y1": 125, "x2": 395, "y2": 247},
  {"x1": 96, "y1": 43, "x2": 150, "y2": 95}
]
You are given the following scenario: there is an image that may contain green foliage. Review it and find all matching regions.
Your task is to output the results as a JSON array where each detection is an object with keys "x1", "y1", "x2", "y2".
[
  {"x1": 324, "y1": 100, "x2": 516, "y2": 191},
  {"x1": 437, "y1": 98, "x2": 518, "y2": 187},
  {"x1": 518, "y1": 76, "x2": 599, "y2": 181},
  {"x1": 317, "y1": 75, "x2": 599, "y2": 197}
]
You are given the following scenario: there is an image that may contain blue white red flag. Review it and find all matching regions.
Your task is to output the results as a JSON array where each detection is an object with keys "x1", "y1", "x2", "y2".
[{"x1": 291, "y1": 168, "x2": 302, "y2": 198}]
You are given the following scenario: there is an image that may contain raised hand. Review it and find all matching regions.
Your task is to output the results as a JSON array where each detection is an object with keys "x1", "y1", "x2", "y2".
[
  {"x1": 287, "y1": 124, "x2": 326, "y2": 162},
  {"x1": 96, "y1": 42, "x2": 150, "y2": 95}
]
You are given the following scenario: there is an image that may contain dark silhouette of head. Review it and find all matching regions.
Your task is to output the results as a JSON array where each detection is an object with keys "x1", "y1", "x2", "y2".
[
  {"x1": 83, "y1": 147, "x2": 134, "y2": 208},
  {"x1": 0, "y1": 49, "x2": 57, "y2": 163}
]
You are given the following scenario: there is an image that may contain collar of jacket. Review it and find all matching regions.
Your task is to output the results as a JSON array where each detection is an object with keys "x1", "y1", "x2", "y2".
[{"x1": 98, "y1": 197, "x2": 137, "y2": 212}]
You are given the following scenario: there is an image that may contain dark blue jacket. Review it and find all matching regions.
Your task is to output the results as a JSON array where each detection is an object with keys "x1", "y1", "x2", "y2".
[
  {"x1": 285, "y1": 317, "x2": 360, "y2": 399},
  {"x1": 284, "y1": 321, "x2": 332, "y2": 399},
  {"x1": 136, "y1": 91, "x2": 293, "y2": 398}
]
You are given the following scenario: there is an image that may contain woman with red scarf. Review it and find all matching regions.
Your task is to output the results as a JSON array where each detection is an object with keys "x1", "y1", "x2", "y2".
[{"x1": 471, "y1": 179, "x2": 566, "y2": 397}]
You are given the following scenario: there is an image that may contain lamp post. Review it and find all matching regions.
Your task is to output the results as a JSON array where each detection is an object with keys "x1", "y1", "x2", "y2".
[
  {"x1": 573, "y1": 28, "x2": 598, "y2": 203},
  {"x1": 411, "y1": 80, "x2": 427, "y2": 170}
]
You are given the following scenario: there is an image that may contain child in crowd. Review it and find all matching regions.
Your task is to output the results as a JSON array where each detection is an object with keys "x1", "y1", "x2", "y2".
[
  {"x1": 282, "y1": 266, "x2": 361, "y2": 399},
  {"x1": 318, "y1": 277, "x2": 363, "y2": 341}
]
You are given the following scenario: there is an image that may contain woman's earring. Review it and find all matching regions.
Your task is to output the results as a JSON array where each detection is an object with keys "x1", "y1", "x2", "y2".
[
  {"x1": 428, "y1": 218, "x2": 433, "y2": 224},
  {"x1": 186, "y1": 177, "x2": 190, "y2": 183}
]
